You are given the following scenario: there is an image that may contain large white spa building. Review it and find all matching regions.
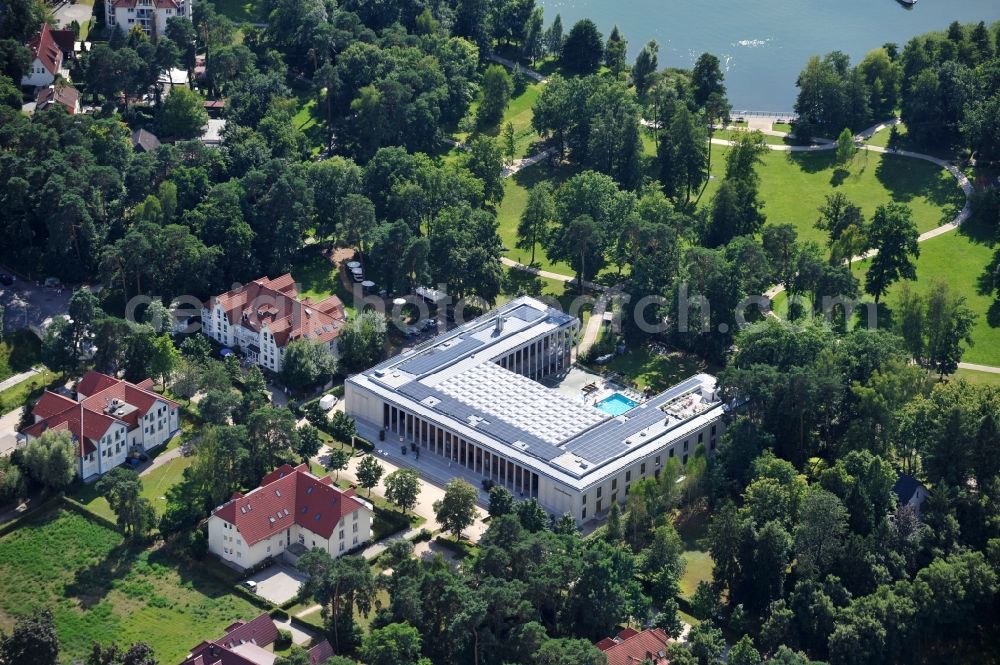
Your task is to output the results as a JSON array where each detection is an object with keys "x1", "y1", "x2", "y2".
[{"x1": 346, "y1": 297, "x2": 727, "y2": 523}]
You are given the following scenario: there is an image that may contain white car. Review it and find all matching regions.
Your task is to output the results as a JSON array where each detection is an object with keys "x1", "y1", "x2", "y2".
[{"x1": 319, "y1": 394, "x2": 339, "y2": 410}]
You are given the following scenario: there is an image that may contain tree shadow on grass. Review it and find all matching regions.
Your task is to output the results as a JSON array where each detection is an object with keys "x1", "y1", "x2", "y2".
[
  {"x1": 875, "y1": 153, "x2": 964, "y2": 224},
  {"x1": 65, "y1": 542, "x2": 140, "y2": 610},
  {"x1": 786, "y1": 150, "x2": 838, "y2": 175},
  {"x1": 504, "y1": 266, "x2": 545, "y2": 297},
  {"x1": 510, "y1": 159, "x2": 579, "y2": 191},
  {"x1": 830, "y1": 167, "x2": 850, "y2": 187},
  {"x1": 958, "y1": 210, "x2": 997, "y2": 246},
  {"x1": 145, "y1": 547, "x2": 246, "y2": 601}
]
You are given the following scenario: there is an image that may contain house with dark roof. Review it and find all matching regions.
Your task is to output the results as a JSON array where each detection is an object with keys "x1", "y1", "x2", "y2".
[
  {"x1": 201, "y1": 274, "x2": 346, "y2": 373},
  {"x1": 131, "y1": 128, "x2": 161, "y2": 152},
  {"x1": 20, "y1": 371, "x2": 179, "y2": 481},
  {"x1": 893, "y1": 472, "x2": 929, "y2": 514},
  {"x1": 34, "y1": 84, "x2": 80, "y2": 115},
  {"x1": 208, "y1": 463, "x2": 373, "y2": 571},
  {"x1": 596, "y1": 627, "x2": 670, "y2": 665},
  {"x1": 22, "y1": 24, "x2": 71, "y2": 88},
  {"x1": 182, "y1": 613, "x2": 335, "y2": 665}
]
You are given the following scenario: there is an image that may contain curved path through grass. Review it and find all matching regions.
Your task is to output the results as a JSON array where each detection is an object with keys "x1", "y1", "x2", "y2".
[{"x1": 506, "y1": 115, "x2": 991, "y2": 369}]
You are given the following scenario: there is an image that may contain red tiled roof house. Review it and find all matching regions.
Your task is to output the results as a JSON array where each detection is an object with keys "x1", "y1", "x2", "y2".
[
  {"x1": 208, "y1": 463, "x2": 373, "y2": 571},
  {"x1": 20, "y1": 371, "x2": 180, "y2": 481},
  {"x1": 596, "y1": 627, "x2": 671, "y2": 665},
  {"x1": 201, "y1": 274, "x2": 346, "y2": 373},
  {"x1": 35, "y1": 84, "x2": 81, "y2": 115},
  {"x1": 182, "y1": 613, "x2": 336, "y2": 665},
  {"x1": 106, "y1": 0, "x2": 192, "y2": 37},
  {"x1": 22, "y1": 24, "x2": 70, "y2": 88}
]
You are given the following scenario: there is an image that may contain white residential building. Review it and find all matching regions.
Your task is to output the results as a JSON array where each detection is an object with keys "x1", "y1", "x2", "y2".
[
  {"x1": 207, "y1": 463, "x2": 374, "y2": 571},
  {"x1": 21, "y1": 371, "x2": 180, "y2": 481},
  {"x1": 347, "y1": 296, "x2": 727, "y2": 524},
  {"x1": 21, "y1": 24, "x2": 74, "y2": 88},
  {"x1": 106, "y1": 0, "x2": 192, "y2": 37},
  {"x1": 201, "y1": 274, "x2": 347, "y2": 373}
]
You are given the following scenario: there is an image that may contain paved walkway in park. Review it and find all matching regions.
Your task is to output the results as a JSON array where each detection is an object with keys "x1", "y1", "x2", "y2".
[
  {"x1": 0, "y1": 368, "x2": 39, "y2": 394},
  {"x1": 486, "y1": 54, "x2": 547, "y2": 83},
  {"x1": 313, "y1": 438, "x2": 490, "y2": 543},
  {"x1": 759, "y1": 122, "x2": 994, "y2": 375},
  {"x1": 503, "y1": 147, "x2": 557, "y2": 177},
  {"x1": 477, "y1": 59, "x2": 1000, "y2": 376},
  {"x1": 576, "y1": 292, "x2": 611, "y2": 359}
]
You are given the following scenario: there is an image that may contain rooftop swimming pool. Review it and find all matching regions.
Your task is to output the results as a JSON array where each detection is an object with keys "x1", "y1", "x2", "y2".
[{"x1": 594, "y1": 392, "x2": 639, "y2": 417}]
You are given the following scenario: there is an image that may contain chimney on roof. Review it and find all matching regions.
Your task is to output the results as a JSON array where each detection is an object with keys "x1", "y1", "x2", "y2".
[{"x1": 494, "y1": 315, "x2": 505, "y2": 336}]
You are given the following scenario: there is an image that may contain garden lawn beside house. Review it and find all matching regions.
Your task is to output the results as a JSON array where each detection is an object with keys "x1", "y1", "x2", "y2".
[
  {"x1": 289, "y1": 251, "x2": 358, "y2": 319},
  {"x1": 0, "y1": 509, "x2": 260, "y2": 663},
  {"x1": 0, "y1": 331, "x2": 42, "y2": 382},
  {"x1": 73, "y1": 446, "x2": 193, "y2": 521}
]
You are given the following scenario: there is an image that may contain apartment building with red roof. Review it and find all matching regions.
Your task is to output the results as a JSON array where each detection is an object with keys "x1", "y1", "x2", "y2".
[
  {"x1": 208, "y1": 463, "x2": 373, "y2": 571},
  {"x1": 182, "y1": 613, "x2": 335, "y2": 665},
  {"x1": 106, "y1": 0, "x2": 192, "y2": 37},
  {"x1": 201, "y1": 274, "x2": 346, "y2": 374},
  {"x1": 595, "y1": 627, "x2": 671, "y2": 665},
  {"x1": 20, "y1": 371, "x2": 179, "y2": 481}
]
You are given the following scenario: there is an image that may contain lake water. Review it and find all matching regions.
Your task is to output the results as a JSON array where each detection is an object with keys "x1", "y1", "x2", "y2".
[{"x1": 537, "y1": 0, "x2": 1000, "y2": 111}]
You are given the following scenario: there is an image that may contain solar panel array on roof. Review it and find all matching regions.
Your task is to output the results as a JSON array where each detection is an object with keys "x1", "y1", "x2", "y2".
[{"x1": 396, "y1": 336, "x2": 485, "y2": 376}]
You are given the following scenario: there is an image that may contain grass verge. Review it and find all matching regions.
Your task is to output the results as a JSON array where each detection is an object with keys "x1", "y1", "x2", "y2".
[{"x1": 0, "y1": 509, "x2": 260, "y2": 663}]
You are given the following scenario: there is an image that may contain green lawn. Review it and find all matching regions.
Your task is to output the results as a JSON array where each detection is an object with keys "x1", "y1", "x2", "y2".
[
  {"x1": 0, "y1": 509, "x2": 260, "y2": 663},
  {"x1": 497, "y1": 162, "x2": 578, "y2": 275},
  {"x1": 953, "y1": 368, "x2": 1000, "y2": 385},
  {"x1": 74, "y1": 449, "x2": 193, "y2": 521},
  {"x1": 0, "y1": 330, "x2": 42, "y2": 382},
  {"x1": 205, "y1": 0, "x2": 260, "y2": 23},
  {"x1": 865, "y1": 123, "x2": 901, "y2": 149},
  {"x1": 714, "y1": 129, "x2": 810, "y2": 147},
  {"x1": 674, "y1": 505, "x2": 714, "y2": 601},
  {"x1": 699, "y1": 146, "x2": 965, "y2": 247},
  {"x1": 856, "y1": 222, "x2": 1000, "y2": 366},
  {"x1": 864, "y1": 122, "x2": 958, "y2": 161},
  {"x1": 291, "y1": 90, "x2": 327, "y2": 157},
  {"x1": 0, "y1": 367, "x2": 58, "y2": 414},
  {"x1": 772, "y1": 122, "x2": 794, "y2": 134},
  {"x1": 289, "y1": 251, "x2": 358, "y2": 319},
  {"x1": 456, "y1": 81, "x2": 544, "y2": 160}
]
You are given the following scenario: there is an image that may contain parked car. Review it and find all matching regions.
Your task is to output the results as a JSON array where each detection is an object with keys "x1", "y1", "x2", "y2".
[
  {"x1": 419, "y1": 318, "x2": 436, "y2": 332},
  {"x1": 44, "y1": 277, "x2": 60, "y2": 288},
  {"x1": 319, "y1": 394, "x2": 339, "y2": 410},
  {"x1": 241, "y1": 580, "x2": 258, "y2": 594}
]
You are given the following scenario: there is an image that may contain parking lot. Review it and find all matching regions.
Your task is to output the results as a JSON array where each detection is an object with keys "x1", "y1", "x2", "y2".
[
  {"x1": 0, "y1": 269, "x2": 75, "y2": 334},
  {"x1": 244, "y1": 564, "x2": 308, "y2": 605}
]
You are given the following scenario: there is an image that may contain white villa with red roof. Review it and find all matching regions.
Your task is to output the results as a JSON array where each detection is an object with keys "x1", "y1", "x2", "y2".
[
  {"x1": 105, "y1": 0, "x2": 191, "y2": 36},
  {"x1": 20, "y1": 371, "x2": 180, "y2": 481},
  {"x1": 21, "y1": 24, "x2": 74, "y2": 88},
  {"x1": 201, "y1": 274, "x2": 347, "y2": 374},
  {"x1": 208, "y1": 463, "x2": 373, "y2": 571}
]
